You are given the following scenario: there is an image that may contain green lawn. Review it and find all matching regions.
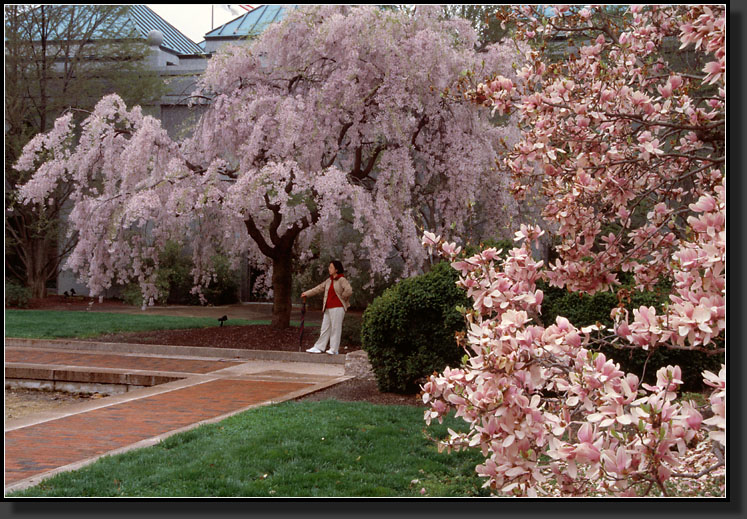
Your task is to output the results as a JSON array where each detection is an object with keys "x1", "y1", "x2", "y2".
[
  {"x1": 4, "y1": 310, "x2": 312, "y2": 339},
  {"x1": 6, "y1": 400, "x2": 488, "y2": 497}
]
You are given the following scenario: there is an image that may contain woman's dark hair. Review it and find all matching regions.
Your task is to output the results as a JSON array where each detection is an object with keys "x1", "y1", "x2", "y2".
[{"x1": 331, "y1": 260, "x2": 344, "y2": 275}]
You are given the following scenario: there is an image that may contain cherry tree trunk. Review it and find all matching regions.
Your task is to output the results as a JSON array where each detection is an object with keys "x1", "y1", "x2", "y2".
[{"x1": 270, "y1": 251, "x2": 294, "y2": 329}]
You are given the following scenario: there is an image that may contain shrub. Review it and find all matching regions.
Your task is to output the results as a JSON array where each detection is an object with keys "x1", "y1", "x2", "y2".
[
  {"x1": 538, "y1": 280, "x2": 722, "y2": 391},
  {"x1": 462, "y1": 238, "x2": 514, "y2": 257},
  {"x1": 361, "y1": 261, "x2": 470, "y2": 394},
  {"x1": 341, "y1": 312, "x2": 363, "y2": 347},
  {"x1": 121, "y1": 283, "x2": 148, "y2": 307},
  {"x1": 156, "y1": 242, "x2": 194, "y2": 304},
  {"x1": 5, "y1": 279, "x2": 31, "y2": 308},
  {"x1": 121, "y1": 243, "x2": 239, "y2": 306},
  {"x1": 185, "y1": 254, "x2": 240, "y2": 306}
]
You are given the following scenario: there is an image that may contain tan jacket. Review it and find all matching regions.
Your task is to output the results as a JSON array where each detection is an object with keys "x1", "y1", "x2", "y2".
[{"x1": 305, "y1": 275, "x2": 353, "y2": 312}]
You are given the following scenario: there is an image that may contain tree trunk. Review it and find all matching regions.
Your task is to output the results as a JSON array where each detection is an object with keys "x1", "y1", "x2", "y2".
[
  {"x1": 29, "y1": 274, "x2": 47, "y2": 299},
  {"x1": 27, "y1": 238, "x2": 51, "y2": 299},
  {"x1": 271, "y1": 250, "x2": 294, "y2": 329},
  {"x1": 244, "y1": 212, "x2": 311, "y2": 330}
]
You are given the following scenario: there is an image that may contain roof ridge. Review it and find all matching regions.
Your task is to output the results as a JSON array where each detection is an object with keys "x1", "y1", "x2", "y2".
[{"x1": 129, "y1": 5, "x2": 205, "y2": 56}]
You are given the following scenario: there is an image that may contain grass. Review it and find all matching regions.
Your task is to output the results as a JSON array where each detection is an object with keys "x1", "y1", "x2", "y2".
[
  {"x1": 4, "y1": 310, "x2": 314, "y2": 340},
  {"x1": 6, "y1": 401, "x2": 489, "y2": 497}
]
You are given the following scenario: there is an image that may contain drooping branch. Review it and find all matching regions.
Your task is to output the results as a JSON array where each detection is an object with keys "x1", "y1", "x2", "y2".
[
  {"x1": 350, "y1": 143, "x2": 385, "y2": 181},
  {"x1": 322, "y1": 120, "x2": 354, "y2": 168},
  {"x1": 175, "y1": 154, "x2": 239, "y2": 180}
]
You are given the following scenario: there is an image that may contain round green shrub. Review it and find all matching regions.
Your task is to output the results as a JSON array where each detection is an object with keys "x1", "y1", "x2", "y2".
[
  {"x1": 538, "y1": 281, "x2": 723, "y2": 391},
  {"x1": 5, "y1": 279, "x2": 31, "y2": 308},
  {"x1": 361, "y1": 261, "x2": 470, "y2": 394}
]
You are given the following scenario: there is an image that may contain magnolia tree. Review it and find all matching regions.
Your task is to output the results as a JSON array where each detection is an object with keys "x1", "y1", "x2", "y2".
[
  {"x1": 16, "y1": 5, "x2": 522, "y2": 327},
  {"x1": 421, "y1": 5, "x2": 725, "y2": 496}
]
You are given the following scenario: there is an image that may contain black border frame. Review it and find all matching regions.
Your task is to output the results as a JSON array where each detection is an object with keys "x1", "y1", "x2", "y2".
[{"x1": 3, "y1": 3, "x2": 742, "y2": 519}]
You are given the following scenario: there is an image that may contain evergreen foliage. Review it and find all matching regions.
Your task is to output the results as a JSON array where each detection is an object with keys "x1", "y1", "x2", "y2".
[{"x1": 361, "y1": 262, "x2": 470, "y2": 393}]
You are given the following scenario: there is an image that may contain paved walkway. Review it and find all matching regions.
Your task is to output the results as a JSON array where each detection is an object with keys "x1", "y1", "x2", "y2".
[{"x1": 4, "y1": 340, "x2": 349, "y2": 494}]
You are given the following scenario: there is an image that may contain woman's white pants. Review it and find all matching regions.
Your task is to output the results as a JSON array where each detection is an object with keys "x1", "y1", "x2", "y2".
[{"x1": 313, "y1": 307, "x2": 345, "y2": 354}]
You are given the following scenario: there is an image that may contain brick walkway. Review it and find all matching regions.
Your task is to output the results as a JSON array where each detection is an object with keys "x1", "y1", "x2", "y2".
[{"x1": 4, "y1": 344, "x2": 348, "y2": 493}]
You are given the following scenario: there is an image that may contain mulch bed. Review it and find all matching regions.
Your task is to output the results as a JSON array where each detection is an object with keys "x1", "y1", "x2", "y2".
[
  {"x1": 25, "y1": 295, "x2": 130, "y2": 311},
  {"x1": 84, "y1": 325, "x2": 362, "y2": 354}
]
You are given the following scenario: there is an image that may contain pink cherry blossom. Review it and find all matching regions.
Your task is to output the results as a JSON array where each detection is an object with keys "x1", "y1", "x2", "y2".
[{"x1": 16, "y1": 5, "x2": 523, "y2": 322}]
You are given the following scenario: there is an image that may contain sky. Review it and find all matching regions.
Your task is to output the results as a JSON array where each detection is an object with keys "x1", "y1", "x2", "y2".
[{"x1": 146, "y1": 5, "x2": 251, "y2": 43}]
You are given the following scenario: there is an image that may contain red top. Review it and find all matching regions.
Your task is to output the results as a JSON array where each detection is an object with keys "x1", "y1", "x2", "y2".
[{"x1": 326, "y1": 275, "x2": 344, "y2": 309}]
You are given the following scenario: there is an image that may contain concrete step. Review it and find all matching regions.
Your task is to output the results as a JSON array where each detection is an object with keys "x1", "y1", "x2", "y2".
[
  {"x1": 5, "y1": 337, "x2": 347, "y2": 364},
  {"x1": 6, "y1": 363, "x2": 187, "y2": 395}
]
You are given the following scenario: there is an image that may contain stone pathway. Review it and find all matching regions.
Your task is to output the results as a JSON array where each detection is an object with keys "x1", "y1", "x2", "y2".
[{"x1": 4, "y1": 341, "x2": 349, "y2": 494}]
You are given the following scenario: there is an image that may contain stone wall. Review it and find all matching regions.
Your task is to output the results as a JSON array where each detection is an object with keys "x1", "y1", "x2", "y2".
[{"x1": 344, "y1": 350, "x2": 376, "y2": 380}]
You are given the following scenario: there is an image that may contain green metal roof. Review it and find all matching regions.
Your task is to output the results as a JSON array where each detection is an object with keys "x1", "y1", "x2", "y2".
[
  {"x1": 128, "y1": 5, "x2": 205, "y2": 55},
  {"x1": 205, "y1": 5, "x2": 295, "y2": 39}
]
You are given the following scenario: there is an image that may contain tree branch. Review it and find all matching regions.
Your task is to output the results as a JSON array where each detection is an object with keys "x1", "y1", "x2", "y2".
[
  {"x1": 670, "y1": 460, "x2": 724, "y2": 479},
  {"x1": 411, "y1": 115, "x2": 428, "y2": 149},
  {"x1": 244, "y1": 216, "x2": 276, "y2": 260},
  {"x1": 263, "y1": 192, "x2": 283, "y2": 246}
]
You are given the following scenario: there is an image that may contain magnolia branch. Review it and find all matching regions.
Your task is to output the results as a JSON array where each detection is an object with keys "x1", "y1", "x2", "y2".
[
  {"x1": 545, "y1": 20, "x2": 620, "y2": 45},
  {"x1": 592, "y1": 335, "x2": 724, "y2": 355},
  {"x1": 670, "y1": 460, "x2": 724, "y2": 479}
]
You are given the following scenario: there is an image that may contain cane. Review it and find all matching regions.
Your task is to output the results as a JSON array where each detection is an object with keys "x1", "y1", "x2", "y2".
[{"x1": 298, "y1": 298, "x2": 307, "y2": 351}]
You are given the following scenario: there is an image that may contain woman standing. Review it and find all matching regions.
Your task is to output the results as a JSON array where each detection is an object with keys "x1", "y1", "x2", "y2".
[{"x1": 301, "y1": 260, "x2": 353, "y2": 355}]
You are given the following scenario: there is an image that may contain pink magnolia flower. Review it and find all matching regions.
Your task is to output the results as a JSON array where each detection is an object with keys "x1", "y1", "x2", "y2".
[{"x1": 420, "y1": 4, "x2": 725, "y2": 498}]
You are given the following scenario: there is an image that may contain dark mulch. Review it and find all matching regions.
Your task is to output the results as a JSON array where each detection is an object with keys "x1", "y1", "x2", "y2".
[
  {"x1": 25, "y1": 295, "x2": 130, "y2": 311},
  {"x1": 85, "y1": 325, "x2": 362, "y2": 354}
]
